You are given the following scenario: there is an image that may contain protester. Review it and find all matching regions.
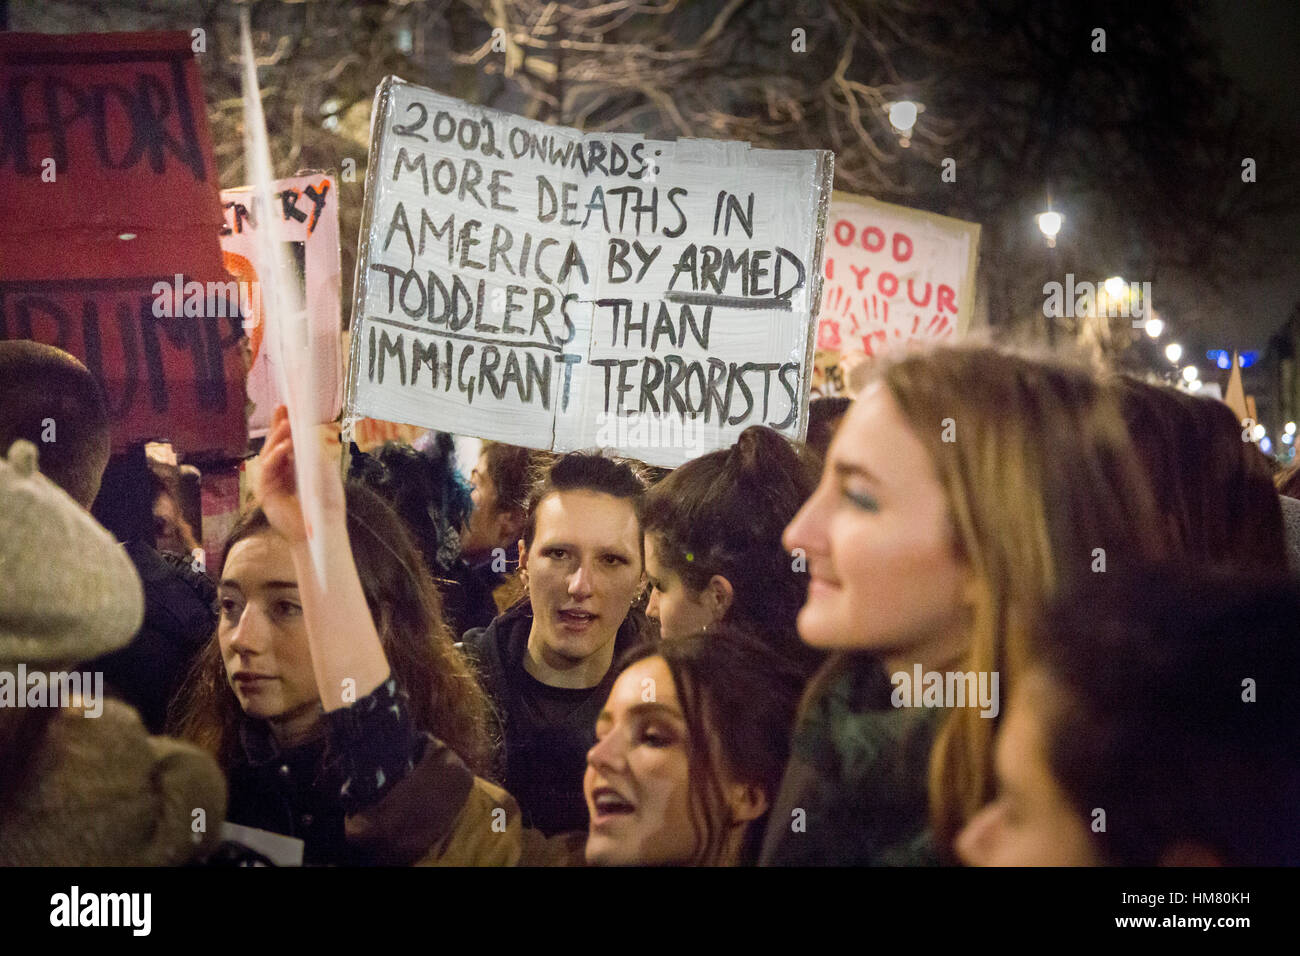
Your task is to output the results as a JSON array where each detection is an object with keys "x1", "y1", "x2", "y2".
[
  {"x1": 639, "y1": 425, "x2": 823, "y2": 676},
  {"x1": 585, "y1": 625, "x2": 805, "y2": 866},
  {"x1": 956, "y1": 568, "x2": 1300, "y2": 866},
  {"x1": 150, "y1": 464, "x2": 203, "y2": 559},
  {"x1": 0, "y1": 341, "x2": 214, "y2": 734},
  {"x1": 172, "y1": 406, "x2": 522, "y2": 865},
  {"x1": 762, "y1": 344, "x2": 1169, "y2": 866},
  {"x1": 1113, "y1": 376, "x2": 1287, "y2": 571},
  {"x1": 0, "y1": 341, "x2": 111, "y2": 510},
  {"x1": 450, "y1": 441, "x2": 534, "y2": 634},
  {"x1": 0, "y1": 439, "x2": 226, "y2": 866},
  {"x1": 347, "y1": 436, "x2": 473, "y2": 627},
  {"x1": 460, "y1": 452, "x2": 650, "y2": 835}
]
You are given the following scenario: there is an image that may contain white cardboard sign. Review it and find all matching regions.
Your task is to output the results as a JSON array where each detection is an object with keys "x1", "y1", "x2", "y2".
[
  {"x1": 344, "y1": 78, "x2": 832, "y2": 467},
  {"x1": 817, "y1": 193, "x2": 979, "y2": 358}
]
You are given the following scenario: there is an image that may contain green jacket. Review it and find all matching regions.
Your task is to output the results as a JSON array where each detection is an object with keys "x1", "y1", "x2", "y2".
[{"x1": 759, "y1": 658, "x2": 946, "y2": 866}]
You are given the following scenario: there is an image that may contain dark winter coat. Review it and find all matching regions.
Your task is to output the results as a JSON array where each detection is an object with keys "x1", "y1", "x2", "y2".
[
  {"x1": 441, "y1": 555, "x2": 512, "y2": 640},
  {"x1": 89, "y1": 542, "x2": 215, "y2": 733},
  {"x1": 459, "y1": 601, "x2": 647, "y2": 836},
  {"x1": 224, "y1": 678, "x2": 486, "y2": 867},
  {"x1": 759, "y1": 657, "x2": 945, "y2": 867}
]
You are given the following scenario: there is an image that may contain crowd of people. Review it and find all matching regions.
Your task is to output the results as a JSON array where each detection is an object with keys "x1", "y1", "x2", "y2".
[{"x1": 1, "y1": 336, "x2": 1297, "y2": 867}]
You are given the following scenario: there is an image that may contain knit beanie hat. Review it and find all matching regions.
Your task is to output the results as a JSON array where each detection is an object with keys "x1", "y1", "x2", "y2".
[{"x1": 0, "y1": 439, "x2": 144, "y2": 665}]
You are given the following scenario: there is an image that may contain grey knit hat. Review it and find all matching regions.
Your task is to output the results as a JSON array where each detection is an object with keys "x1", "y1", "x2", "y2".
[{"x1": 0, "y1": 439, "x2": 144, "y2": 664}]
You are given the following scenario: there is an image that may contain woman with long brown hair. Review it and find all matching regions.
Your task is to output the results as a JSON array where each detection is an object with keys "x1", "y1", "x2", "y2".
[
  {"x1": 761, "y1": 344, "x2": 1172, "y2": 865},
  {"x1": 170, "y1": 406, "x2": 516, "y2": 866},
  {"x1": 584, "y1": 625, "x2": 807, "y2": 866},
  {"x1": 638, "y1": 424, "x2": 823, "y2": 675}
]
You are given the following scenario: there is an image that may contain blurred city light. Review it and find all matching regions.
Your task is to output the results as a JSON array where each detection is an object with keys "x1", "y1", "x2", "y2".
[
  {"x1": 1182, "y1": 365, "x2": 1199, "y2": 382},
  {"x1": 1036, "y1": 211, "x2": 1063, "y2": 247},
  {"x1": 1144, "y1": 317, "x2": 1164, "y2": 338},
  {"x1": 1165, "y1": 342, "x2": 1183, "y2": 363}
]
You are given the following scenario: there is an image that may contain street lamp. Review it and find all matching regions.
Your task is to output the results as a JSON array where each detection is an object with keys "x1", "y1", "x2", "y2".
[
  {"x1": 1036, "y1": 211, "x2": 1063, "y2": 249},
  {"x1": 1165, "y1": 342, "x2": 1183, "y2": 364},
  {"x1": 1182, "y1": 365, "x2": 1199, "y2": 383},
  {"x1": 888, "y1": 100, "x2": 920, "y2": 147},
  {"x1": 1144, "y1": 317, "x2": 1164, "y2": 338},
  {"x1": 1104, "y1": 276, "x2": 1127, "y2": 298}
]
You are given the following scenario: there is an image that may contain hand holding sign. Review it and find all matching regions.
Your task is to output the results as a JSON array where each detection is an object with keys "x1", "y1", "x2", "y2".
[{"x1": 257, "y1": 405, "x2": 345, "y2": 545}]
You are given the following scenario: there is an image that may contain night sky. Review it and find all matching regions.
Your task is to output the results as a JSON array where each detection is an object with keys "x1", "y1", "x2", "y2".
[{"x1": 1210, "y1": 0, "x2": 1300, "y2": 347}]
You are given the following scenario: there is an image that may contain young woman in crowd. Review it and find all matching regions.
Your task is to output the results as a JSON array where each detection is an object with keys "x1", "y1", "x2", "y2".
[
  {"x1": 638, "y1": 425, "x2": 823, "y2": 675},
  {"x1": 957, "y1": 568, "x2": 1300, "y2": 866},
  {"x1": 762, "y1": 344, "x2": 1171, "y2": 865},
  {"x1": 458, "y1": 452, "x2": 651, "y2": 836},
  {"x1": 584, "y1": 624, "x2": 806, "y2": 866},
  {"x1": 172, "y1": 406, "x2": 522, "y2": 866}
]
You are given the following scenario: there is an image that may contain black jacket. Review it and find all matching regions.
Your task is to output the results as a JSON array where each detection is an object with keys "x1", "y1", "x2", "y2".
[
  {"x1": 223, "y1": 678, "x2": 477, "y2": 866},
  {"x1": 459, "y1": 601, "x2": 647, "y2": 836},
  {"x1": 90, "y1": 542, "x2": 215, "y2": 734},
  {"x1": 441, "y1": 555, "x2": 512, "y2": 640}
]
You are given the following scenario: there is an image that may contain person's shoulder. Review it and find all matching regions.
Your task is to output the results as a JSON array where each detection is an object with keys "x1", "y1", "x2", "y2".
[
  {"x1": 460, "y1": 602, "x2": 531, "y2": 659},
  {"x1": 415, "y1": 777, "x2": 588, "y2": 867},
  {"x1": 6, "y1": 701, "x2": 225, "y2": 865},
  {"x1": 415, "y1": 776, "x2": 524, "y2": 866}
]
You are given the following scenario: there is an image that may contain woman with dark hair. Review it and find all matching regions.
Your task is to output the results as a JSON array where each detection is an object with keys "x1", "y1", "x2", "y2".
[
  {"x1": 584, "y1": 624, "x2": 805, "y2": 866},
  {"x1": 459, "y1": 451, "x2": 651, "y2": 836},
  {"x1": 805, "y1": 396, "x2": 853, "y2": 461},
  {"x1": 171, "y1": 407, "x2": 519, "y2": 866},
  {"x1": 957, "y1": 567, "x2": 1300, "y2": 866},
  {"x1": 639, "y1": 425, "x2": 822, "y2": 674},
  {"x1": 1113, "y1": 376, "x2": 1287, "y2": 571}
]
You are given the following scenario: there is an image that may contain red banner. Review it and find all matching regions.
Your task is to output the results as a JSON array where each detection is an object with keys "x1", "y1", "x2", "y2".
[{"x1": 0, "y1": 31, "x2": 247, "y2": 458}]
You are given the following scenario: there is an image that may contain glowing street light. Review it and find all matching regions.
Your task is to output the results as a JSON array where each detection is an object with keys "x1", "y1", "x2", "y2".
[
  {"x1": 888, "y1": 100, "x2": 919, "y2": 134},
  {"x1": 1036, "y1": 211, "x2": 1063, "y2": 248},
  {"x1": 888, "y1": 101, "x2": 922, "y2": 147},
  {"x1": 1104, "y1": 276, "x2": 1127, "y2": 298},
  {"x1": 1144, "y1": 317, "x2": 1164, "y2": 338},
  {"x1": 1182, "y1": 365, "x2": 1199, "y2": 382},
  {"x1": 1165, "y1": 342, "x2": 1183, "y2": 364},
  {"x1": 1286, "y1": 421, "x2": 1297, "y2": 435}
]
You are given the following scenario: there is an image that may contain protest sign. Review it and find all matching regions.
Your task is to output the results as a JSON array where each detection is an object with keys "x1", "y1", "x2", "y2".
[
  {"x1": 817, "y1": 193, "x2": 979, "y2": 359},
  {"x1": 0, "y1": 31, "x2": 247, "y2": 459},
  {"x1": 220, "y1": 172, "x2": 343, "y2": 437},
  {"x1": 345, "y1": 77, "x2": 832, "y2": 468}
]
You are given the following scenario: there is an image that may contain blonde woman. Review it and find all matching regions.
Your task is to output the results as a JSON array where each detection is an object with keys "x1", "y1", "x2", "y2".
[{"x1": 761, "y1": 344, "x2": 1171, "y2": 865}]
